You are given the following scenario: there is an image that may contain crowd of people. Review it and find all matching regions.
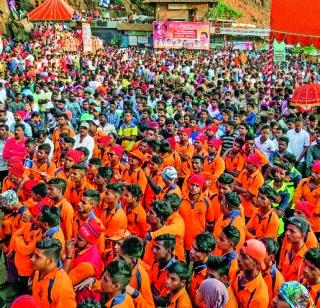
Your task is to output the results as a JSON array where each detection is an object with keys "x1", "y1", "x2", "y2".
[{"x1": 0, "y1": 28, "x2": 319, "y2": 308}]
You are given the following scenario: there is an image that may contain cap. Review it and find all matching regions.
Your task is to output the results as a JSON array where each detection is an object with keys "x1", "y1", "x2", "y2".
[
  {"x1": 295, "y1": 201, "x2": 315, "y2": 219},
  {"x1": 23, "y1": 180, "x2": 40, "y2": 194},
  {"x1": 167, "y1": 137, "x2": 177, "y2": 150},
  {"x1": 66, "y1": 149, "x2": 83, "y2": 164},
  {"x1": 162, "y1": 166, "x2": 178, "y2": 182},
  {"x1": 90, "y1": 119, "x2": 100, "y2": 127},
  {"x1": 246, "y1": 153, "x2": 262, "y2": 168},
  {"x1": 208, "y1": 138, "x2": 222, "y2": 151},
  {"x1": 109, "y1": 144, "x2": 124, "y2": 158},
  {"x1": 188, "y1": 174, "x2": 205, "y2": 188},
  {"x1": 0, "y1": 190, "x2": 19, "y2": 207},
  {"x1": 128, "y1": 150, "x2": 145, "y2": 162},
  {"x1": 11, "y1": 295, "x2": 40, "y2": 308},
  {"x1": 98, "y1": 135, "x2": 111, "y2": 147},
  {"x1": 79, "y1": 220, "x2": 105, "y2": 244},
  {"x1": 106, "y1": 229, "x2": 131, "y2": 241},
  {"x1": 241, "y1": 239, "x2": 266, "y2": 261},
  {"x1": 312, "y1": 160, "x2": 320, "y2": 174},
  {"x1": 206, "y1": 125, "x2": 218, "y2": 134},
  {"x1": 195, "y1": 134, "x2": 207, "y2": 144},
  {"x1": 286, "y1": 216, "x2": 309, "y2": 234},
  {"x1": 181, "y1": 127, "x2": 192, "y2": 137},
  {"x1": 15, "y1": 110, "x2": 25, "y2": 119},
  {"x1": 80, "y1": 121, "x2": 90, "y2": 129}
]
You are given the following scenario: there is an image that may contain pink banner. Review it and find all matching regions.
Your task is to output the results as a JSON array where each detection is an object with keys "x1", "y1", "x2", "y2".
[{"x1": 153, "y1": 21, "x2": 210, "y2": 50}]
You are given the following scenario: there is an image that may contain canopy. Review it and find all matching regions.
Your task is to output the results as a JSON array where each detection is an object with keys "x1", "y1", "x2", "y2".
[
  {"x1": 270, "y1": 0, "x2": 320, "y2": 48},
  {"x1": 291, "y1": 84, "x2": 320, "y2": 108},
  {"x1": 27, "y1": 0, "x2": 74, "y2": 21}
]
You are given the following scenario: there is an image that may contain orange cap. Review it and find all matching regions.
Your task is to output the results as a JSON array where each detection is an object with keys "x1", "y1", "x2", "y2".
[
  {"x1": 241, "y1": 239, "x2": 266, "y2": 261},
  {"x1": 128, "y1": 150, "x2": 145, "y2": 162}
]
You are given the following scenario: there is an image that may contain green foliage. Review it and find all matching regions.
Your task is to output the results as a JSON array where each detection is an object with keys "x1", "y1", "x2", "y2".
[
  {"x1": 17, "y1": 0, "x2": 35, "y2": 12},
  {"x1": 207, "y1": 0, "x2": 243, "y2": 20}
]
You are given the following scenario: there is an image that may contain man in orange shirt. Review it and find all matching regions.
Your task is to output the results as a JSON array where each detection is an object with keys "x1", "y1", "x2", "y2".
[
  {"x1": 47, "y1": 178, "x2": 74, "y2": 240},
  {"x1": 52, "y1": 134, "x2": 75, "y2": 168},
  {"x1": 176, "y1": 128, "x2": 194, "y2": 186},
  {"x1": 148, "y1": 234, "x2": 176, "y2": 306},
  {"x1": 158, "y1": 167, "x2": 182, "y2": 200},
  {"x1": 233, "y1": 239, "x2": 269, "y2": 307},
  {"x1": 279, "y1": 217, "x2": 309, "y2": 281},
  {"x1": 101, "y1": 260, "x2": 135, "y2": 308},
  {"x1": 234, "y1": 153, "x2": 265, "y2": 219},
  {"x1": 203, "y1": 138, "x2": 225, "y2": 183},
  {"x1": 25, "y1": 143, "x2": 56, "y2": 181},
  {"x1": 223, "y1": 138, "x2": 245, "y2": 177},
  {"x1": 260, "y1": 238, "x2": 285, "y2": 305},
  {"x1": 302, "y1": 248, "x2": 320, "y2": 307},
  {"x1": 193, "y1": 134, "x2": 208, "y2": 157},
  {"x1": 189, "y1": 232, "x2": 216, "y2": 304},
  {"x1": 39, "y1": 206, "x2": 65, "y2": 257},
  {"x1": 123, "y1": 184, "x2": 148, "y2": 238},
  {"x1": 246, "y1": 185, "x2": 280, "y2": 240},
  {"x1": 165, "y1": 262, "x2": 192, "y2": 308},
  {"x1": 86, "y1": 158, "x2": 102, "y2": 188},
  {"x1": 122, "y1": 150, "x2": 148, "y2": 194},
  {"x1": 72, "y1": 189, "x2": 104, "y2": 237},
  {"x1": 96, "y1": 135, "x2": 110, "y2": 164},
  {"x1": 52, "y1": 113, "x2": 75, "y2": 150},
  {"x1": 215, "y1": 225, "x2": 240, "y2": 282},
  {"x1": 214, "y1": 191, "x2": 246, "y2": 252},
  {"x1": 206, "y1": 255, "x2": 239, "y2": 308},
  {"x1": 31, "y1": 238, "x2": 76, "y2": 308},
  {"x1": 294, "y1": 160, "x2": 320, "y2": 236},
  {"x1": 179, "y1": 174, "x2": 209, "y2": 255},
  {"x1": 67, "y1": 164, "x2": 94, "y2": 208},
  {"x1": 181, "y1": 154, "x2": 204, "y2": 195},
  {"x1": 54, "y1": 149, "x2": 83, "y2": 181},
  {"x1": 106, "y1": 144, "x2": 127, "y2": 182},
  {"x1": 100, "y1": 182, "x2": 127, "y2": 237},
  {"x1": 120, "y1": 236, "x2": 155, "y2": 308},
  {"x1": 64, "y1": 220, "x2": 104, "y2": 306},
  {"x1": 144, "y1": 155, "x2": 165, "y2": 211},
  {"x1": 165, "y1": 137, "x2": 182, "y2": 176}
]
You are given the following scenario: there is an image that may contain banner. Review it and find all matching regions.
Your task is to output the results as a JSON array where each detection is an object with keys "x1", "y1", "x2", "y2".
[
  {"x1": 153, "y1": 21, "x2": 210, "y2": 50},
  {"x1": 273, "y1": 41, "x2": 286, "y2": 62},
  {"x1": 82, "y1": 23, "x2": 93, "y2": 53},
  {"x1": 213, "y1": 27, "x2": 270, "y2": 37}
]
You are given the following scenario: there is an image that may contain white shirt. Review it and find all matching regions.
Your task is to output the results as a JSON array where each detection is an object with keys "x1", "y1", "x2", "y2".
[
  {"x1": 286, "y1": 129, "x2": 310, "y2": 162},
  {"x1": 254, "y1": 136, "x2": 276, "y2": 160},
  {"x1": 44, "y1": 137, "x2": 54, "y2": 161},
  {"x1": 73, "y1": 133, "x2": 95, "y2": 159}
]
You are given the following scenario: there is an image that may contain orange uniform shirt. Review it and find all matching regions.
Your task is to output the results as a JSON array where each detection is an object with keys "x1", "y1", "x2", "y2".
[
  {"x1": 189, "y1": 265, "x2": 207, "y2": 304},
  {"x1": 203, "y1": 155, "x2": 225, "y2": 181},
  {"x1": 144, "y1": 172, "x2": 165, "y2": 211},
  {"x1": 226, "y1": 286, "x2": 239, "y2": 308},
  {"x1": 293, "y1": 177, "x2": 320, "y2": 232},
  {"x1": 150, "y1": 211, "x2": 185, "y2": 261},
  {"x1": 101, "y1": 203, "x2": 128, "y2": 237},
  {"x1": 224, "y1": 151, "x2": 245, "y2": 175},
  {"x1": 25, "y1": 160, "x2": 56, "y2": 180},
  {"x1": 168, "y1": 287, "x2": 192, "y2": 308},
  {"x1": 158, "y1": 184, "x2": 182, "y2": 201},
  {"x1": 122, "y1": 167, "x2": 148, "y2": 194},
  {"x1": 303, "y1": 281, "x2": 320, "y2": 308},
  {"x1": 236, "y1": 169, "x2": 264, "y2": 218},
  {"x1": 54, "y1": 198, "x2": 74, "y2": 241},
  {"x1": 214, "y1": 210, "x2": 246, "y2": 252},
  {"x1": 0, "y1": 213, "x2": 15, "y2": 253},
  {"x1": 32, "y1": 268, "x2": 76, "y2": 308},
  {"x1": 130, "y1": 260, "x2": 155, "y2": 308},
  {"x1": 126, "y1": 203, "x2": 148, "y2": 239},
  {"x1": 67, "y1": 181, "x2": 94, "y2": 209},
  {"x1": 105, "y1": 293, "x2": 135, "y2": 308},
  {"x1": 233, "y1": 272, "x2": 269, "y2": 308},
  {"x1": 279, "y1": 243, "x2": 308, "y2": 281},
  {"x1": 11, "y1": 223, "x2": 42, "y2": 276},
  {"x1": 52, "y1": 126, "x2": 75, "y2": 150},
  {"x1": 263, "y1": 265, "x2": 285, "y2": 306},
  {"x1": 176, "y1": 143, "x2": 194, "y2": 178},
  {"x1": 246, "y1": 209, "x2": 280, "y2": 240},
  {"x1": 178, "y1": 195, "x2": 209, "y2": 250}
]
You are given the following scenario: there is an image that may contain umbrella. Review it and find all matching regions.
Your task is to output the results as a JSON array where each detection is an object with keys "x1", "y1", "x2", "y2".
[{"x1": 291, "y1": 84, "x2": 320, "y2": 107}]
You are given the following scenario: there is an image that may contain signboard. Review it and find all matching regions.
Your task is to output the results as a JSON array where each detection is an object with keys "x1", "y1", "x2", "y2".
[
  {"x1": 138, "y1": 36, "x2": 148, "y2": 45},
  {"x1": 153, "y1": 21, "x2": 210, "y2": 50},
  {"x1": 213, "y1": 27, "x2": 270, "y2": 37},
  {"x1": 233, "y1": 41, "x2": 254, "y2": 50},
  {"x1": 82, "y1": 23, "x2": 93, "y2": 52},
  {"x1": 128, "y1": 35, "x2": 138, "y2": 46},
  {"x1": 273, "y1": 41, "x2": 286, "y2": 62}
]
